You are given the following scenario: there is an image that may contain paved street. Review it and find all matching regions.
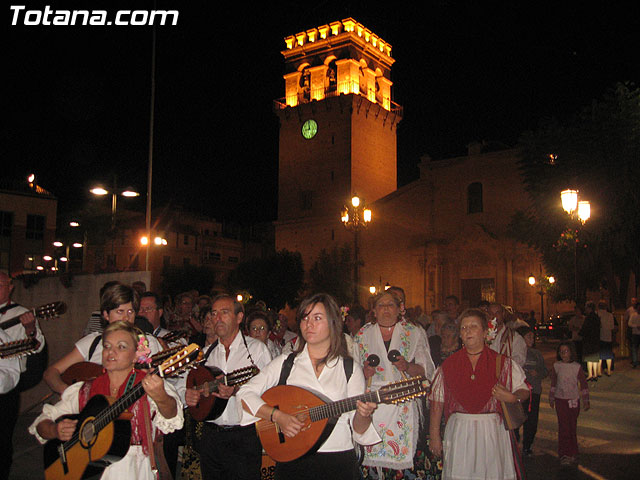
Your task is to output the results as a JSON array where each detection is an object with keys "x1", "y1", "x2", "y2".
[{"x1": 9, "y1": 340, "x2": 640, "y2": 479}]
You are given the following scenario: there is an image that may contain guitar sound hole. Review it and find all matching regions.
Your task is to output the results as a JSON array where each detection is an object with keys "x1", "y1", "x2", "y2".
[{"x1": 81, "y1": 421, "x2": 96, "y2": 445}]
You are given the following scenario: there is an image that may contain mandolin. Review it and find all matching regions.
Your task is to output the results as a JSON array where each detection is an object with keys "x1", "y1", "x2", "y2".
[
  {"x1": 62, "y1": 344, "x2": 190, "y2": 386},
  {"x1": 186, "y1": 365, "x2": 259, "y2": 421},
  {"x1": 257, "y1": 376, "x2": 430, "y2": 463},
  {"x1": 0, "y1": 337, "x2": 40, "y2": 359},
  {"x1": 0, "y1": 301, "x2": 67, "y2": 331},
  {"x1": 43, "y1": 343, "x2": 201, "y2": 480}
]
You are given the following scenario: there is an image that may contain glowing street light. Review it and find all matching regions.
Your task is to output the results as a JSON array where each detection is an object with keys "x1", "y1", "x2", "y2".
[{"x1": 341, "y1": 194, "x2": 373, "y2": 305}]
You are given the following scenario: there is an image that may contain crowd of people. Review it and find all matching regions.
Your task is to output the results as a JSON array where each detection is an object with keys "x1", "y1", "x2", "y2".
[{"x1": 1, "y1": 273, "x2": 638, "y2": 479}]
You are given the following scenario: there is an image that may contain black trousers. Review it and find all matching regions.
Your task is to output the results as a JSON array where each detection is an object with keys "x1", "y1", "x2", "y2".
[
  {"x1": 196, "y1": 423, "x2": 261, "y2": 480},
  {"x1": 0, "y1": 389, "x2": 20, "y2": 480},
  {"x1": 522, "y1": 393, "x2": 541, "y2": 450},
  {"x1": 275, "y1": 450, "x2": 359, "y2": 480}
]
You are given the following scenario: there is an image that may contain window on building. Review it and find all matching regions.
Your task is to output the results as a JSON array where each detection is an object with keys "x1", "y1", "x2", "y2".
[
  {"x1": 26, "y1": 214, "x2": 45, "y2": 240},
  {"x1": 467, "y1": 182, "x2": 483, "y2": 214},
  {"x1": 228, "y1": 256, "x2": 239, "y2": 263},
  {"x1": 301, "y1": 190, "x2": 313, "y2": 211},
  {"x1": 184, "y1": 235, "x2": 189, "y2": 245},
  {"x1": 0, "y1": 211, "x2": 12, "y2": 237}
]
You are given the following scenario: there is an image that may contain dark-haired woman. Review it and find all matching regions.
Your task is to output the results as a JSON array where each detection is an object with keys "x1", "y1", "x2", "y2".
[
  {"x1": 44, "y1": 284, "x2": 163, "y2": 395},
  {"x1": 237, "y1": 293, "x2": 380, "y2": 480},
  {"x1": 30, "y1": 322, "x2": 183, "y2": 479},
  {"x1": 429, "y1": 309, "x2": 529, "y2": 479}
]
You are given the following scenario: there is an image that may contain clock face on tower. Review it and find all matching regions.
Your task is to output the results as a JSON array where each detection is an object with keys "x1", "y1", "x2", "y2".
[{"x1": 301, "y1": 119, "x2": 318, "y2": 139}]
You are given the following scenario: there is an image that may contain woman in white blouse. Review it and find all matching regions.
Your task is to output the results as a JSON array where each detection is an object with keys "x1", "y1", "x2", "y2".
[
  {"x1": 30, "y1": 321, "x2": 183, "y2": 480},
  {"x1": 237, "y1": 293, "x2": 380, "y2": 480}
]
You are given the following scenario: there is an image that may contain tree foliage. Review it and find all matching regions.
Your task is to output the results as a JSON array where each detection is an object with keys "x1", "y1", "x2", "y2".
[
  {"x1": 228, "y1": 249, "x2": 304, "y2": 311},
  {"x1": 308, "y1": 245, "x2": 353, "y2": 306},
  {"x1": 161, "y1": 264, "x2": 216, "y2": 299},
  {"x1": 511, "y1": 83, "x2": 640, "y2": 307}
]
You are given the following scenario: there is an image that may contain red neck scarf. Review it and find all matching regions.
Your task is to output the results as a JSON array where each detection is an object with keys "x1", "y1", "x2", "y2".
[
  {"x1": 441, "y1": 347, "x2": 503, "y2": 416},
  {"x1": 79, "y1": 369, "x2": 152, "y2": 455}
]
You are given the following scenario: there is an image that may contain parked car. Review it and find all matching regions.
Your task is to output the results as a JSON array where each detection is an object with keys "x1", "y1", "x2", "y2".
[{"x1": 534, "y1": 312, "x2": 573, "y2": 341}]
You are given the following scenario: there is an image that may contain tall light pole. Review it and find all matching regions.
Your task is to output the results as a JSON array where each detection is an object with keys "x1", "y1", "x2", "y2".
[
  {"x1": 528, "y1": 267, "x2": 555, "y2": 323},
  {"x1": 560, "y1": 189, "x2": 590, "y2": 303},
  {"x1": 90, "y1": 181, "x2": 140, "y2": 263},
  {"x1": 341, "y1": 195, "x2": 372, "y2": 305}
]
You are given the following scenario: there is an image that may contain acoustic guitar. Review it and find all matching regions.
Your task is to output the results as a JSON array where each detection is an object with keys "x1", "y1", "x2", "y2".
[
  {"x1": 0, "y1": 337, "x2": 40, "y2": 359},
  {"x1": 61, "y1": 344, "x2": 190, "y2": 386},
  {"x1": 256, "y1": 376, "x2": 430, "y2": 463},
  {"x1": 0, "y1": 301, "x2": 67, "y2": 331},
  {"x1": 43, "y1": 343, "x2": 201, "y2": 480},
  {"x1": 186, "y1": 365, "x2": 259, "y2": 421}
]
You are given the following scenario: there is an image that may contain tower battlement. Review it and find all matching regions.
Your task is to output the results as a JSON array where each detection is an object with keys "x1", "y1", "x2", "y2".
[{"x1": 278, "y1": 18, "x2": 399, "y2": 113}]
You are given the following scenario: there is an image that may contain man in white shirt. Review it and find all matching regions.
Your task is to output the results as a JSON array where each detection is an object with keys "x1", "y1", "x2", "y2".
[
  {"x1": 184, "y1": 294, "x2": 271, "y2": 480},
  {"x1": 0, "y1": 271, "x2": 45, "y2": 475},
  {"x1": 488, "y1": 303, "x2": 527, "y2": 368}
]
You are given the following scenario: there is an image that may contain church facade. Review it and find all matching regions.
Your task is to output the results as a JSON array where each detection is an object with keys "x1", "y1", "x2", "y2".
[{"x1": 274, "y1": 18, "x2": 549, "y2": 316}]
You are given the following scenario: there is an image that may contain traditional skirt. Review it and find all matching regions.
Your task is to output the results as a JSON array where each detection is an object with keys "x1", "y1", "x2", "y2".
[{"x1": 442, "y1": 413, "x2": 515, "y2": 480}]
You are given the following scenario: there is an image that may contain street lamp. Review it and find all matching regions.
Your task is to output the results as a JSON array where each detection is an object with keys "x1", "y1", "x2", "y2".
[
  {"x1": 341, "y1": 195, "x2": 372, "y2": 305},
  {"x1": 560, "y1": 189, "x2": 590, "y2": 302},
  {"x1": 528, "y1": 267, "x2": 555, "y2": 323}
]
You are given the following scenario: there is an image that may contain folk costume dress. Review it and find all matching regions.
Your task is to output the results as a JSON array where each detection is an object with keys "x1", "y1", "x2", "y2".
[
  {"x1": 429, "y1": 347, "x2": 526, "y2": 480},
  {"x1": 353, "y1": 320, "x2": 435, "y2": 474},
  {"x1": 29, "y1": 369, "x2": 184, "y2": 480}
]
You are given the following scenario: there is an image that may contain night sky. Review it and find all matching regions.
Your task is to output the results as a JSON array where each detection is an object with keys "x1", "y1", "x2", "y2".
[{"x1": 7, "y1": 1, "x2": 640, "y2": 223}]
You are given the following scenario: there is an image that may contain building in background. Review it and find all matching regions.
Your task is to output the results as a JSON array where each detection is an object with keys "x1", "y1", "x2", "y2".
[
  {"x1": 274, "y1": 19, "x2": 547, "y2": 316},
  {"x1": 0, "y1": 177, "x2": 57, "y2": 276}
]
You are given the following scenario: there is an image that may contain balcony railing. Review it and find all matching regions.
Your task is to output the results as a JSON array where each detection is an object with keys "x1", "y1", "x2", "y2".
[{"x1": 274, "y1": 87, "x2": 403, "y2": 117}]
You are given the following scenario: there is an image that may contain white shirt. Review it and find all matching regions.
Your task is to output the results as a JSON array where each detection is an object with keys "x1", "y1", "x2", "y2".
[
  {"x1": 179, "y1": 331, "x2": 271, "y2": 426},
  {"x1": 0, "y1": 329, "x2": 21, "y2": 393},
  {"x1": 75, "y1": 331, "x2": 163, "y2": 363},
  {"x1": 237, "y1": 345, "x2": 380, "y2": 452},
  {"x1": 628, "y1": 312, "x2": 640, "y2": 335},
  {"x1": 0, "y1": 301, "x2": 46, "y2": 373},
  {"x1": 597, "y1": 309, "x2": 615, "y2": 342},
  {"x1": 490, "y1": 325, "x2": 527, "y2": 368}
]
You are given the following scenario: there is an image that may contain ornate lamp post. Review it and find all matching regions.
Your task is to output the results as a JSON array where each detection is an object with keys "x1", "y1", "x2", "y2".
[
  {"x1": 528, "y1": 268, "x2": 555, "y2": 323},
  {"x1": 341, "y1": 195, "x2": 372, "y2": 305},
  {"x1": 560, "y1": 189, "x2": 590, "y2": 302}
]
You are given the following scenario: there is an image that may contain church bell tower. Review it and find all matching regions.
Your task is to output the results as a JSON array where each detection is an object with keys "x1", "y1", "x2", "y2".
[{"x1": 274, "y1": 18, "x2": 402, "y2": 269}]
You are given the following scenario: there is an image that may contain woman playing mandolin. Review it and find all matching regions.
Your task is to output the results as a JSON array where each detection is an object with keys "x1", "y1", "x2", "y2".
[
  {"x1": 29, "y1": 321, "x2": 184, "y2": 480},
  {"x1": 237, "y1": 293, "x2": 381, "y2": 480}
]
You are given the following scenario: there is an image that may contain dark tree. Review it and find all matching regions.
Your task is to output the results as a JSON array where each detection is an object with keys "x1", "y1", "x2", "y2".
[
  {"x1": 228, "y1": 249, "x2": 304, "y2": 311},
  {"x1": 161, "y1": 264, "x2": 216, "y2": 300},
  {"x1": 308, "y1": 245, "x2": 353, "y2": 306},
  {"x1": 511, "y1": 83, "x2": 640, "y2": 308}
]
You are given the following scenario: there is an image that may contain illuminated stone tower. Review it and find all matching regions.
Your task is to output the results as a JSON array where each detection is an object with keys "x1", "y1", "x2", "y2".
[{"x1": 275, "y1": 18, "x2": 402, "y2": 270}]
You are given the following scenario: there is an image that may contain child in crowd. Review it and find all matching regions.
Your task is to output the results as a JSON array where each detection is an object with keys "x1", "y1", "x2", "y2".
[
  {"x1": 517, "y1": 326, "x2": 548, "y2": 455},
  {"x1": 549, "y1": 341, "x2": 590, "y2": 466}
]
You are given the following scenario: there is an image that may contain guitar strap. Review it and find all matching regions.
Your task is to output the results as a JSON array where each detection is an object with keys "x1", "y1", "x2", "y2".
[
  {"x1": 0, "y1": 303, "x2": 20, "y2": 315},
  {"x1": 277, "y1": 353, "x2": 353, "y2": 385},
  {"x1": 88, "y1": 335, "x2": 102, "y2": 361},
  {"x1": 202, "y1": 340, "x2": 218, "y2": 364}
]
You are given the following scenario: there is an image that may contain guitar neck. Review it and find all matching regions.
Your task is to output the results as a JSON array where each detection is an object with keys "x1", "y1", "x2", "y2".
[
  {"x1": 0, "y1": 308, "x2": 34, "y2": 330},
  {"x1": 308, "y1": 391, "x2": 380, "y2": 422}
]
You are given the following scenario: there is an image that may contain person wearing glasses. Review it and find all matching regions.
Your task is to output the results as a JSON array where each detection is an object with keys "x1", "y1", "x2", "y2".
[
  {"x1": 43, "y1": 284, "x2": 162, "y2": 395},
  {"x1": 246, "y1": 310, "x2": 281, "y2": 360}
]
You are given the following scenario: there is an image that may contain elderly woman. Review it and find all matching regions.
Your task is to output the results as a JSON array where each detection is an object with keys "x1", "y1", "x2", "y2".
[
  {"x1": 44, "y1": 284, "x2": 163, "y2": 395},
  {"x1": 429, "y1": 308, "x2": 529, "y2": 480},
  {"x1": 429, "y1": 320, "x2": 462, "y2": 368},
  {"x1": 354, "y1": 290, "x2": 435, "y2": 478},
  {"x1": 30, "y1": 321, "x2": 183, "y2": 479},
  {"x1": 247, "y1": 309, "x2": 282, "y2": 360}
]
